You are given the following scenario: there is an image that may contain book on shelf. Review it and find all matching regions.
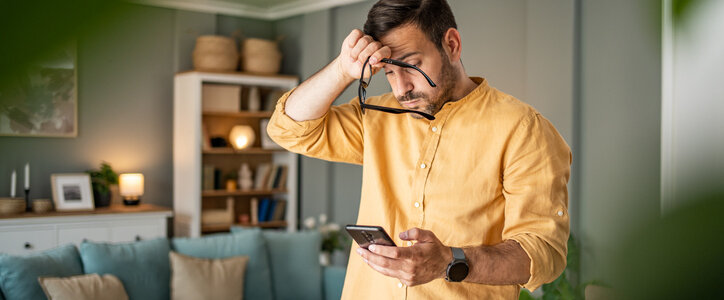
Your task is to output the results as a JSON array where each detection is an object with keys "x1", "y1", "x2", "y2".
[
  {"x1": 258, "y1": 198, "x2": 271, "y2": 223},
  {"x1": 254, "y1": 164, "x2": 271, "y2": 190},
  {"x1": 203, "y1": 164, "x2": 215, "y2": 191},
  {"x1": 265, "y1": 199, "x2": 277, "y2": 222},
  {"x1": 271, "y1": 199, "x2": 287, "y2": 221},
  {"x1": 250, "y1": 197, "x2": 259, "y2": 224}
]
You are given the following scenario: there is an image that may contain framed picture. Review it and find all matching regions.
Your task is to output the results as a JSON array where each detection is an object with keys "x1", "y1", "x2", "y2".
[
  {"x1": 51, "y1": 173, "x2": 94, "y2": 211},
  {"x1": 0, "y1": 41, "x2": 77, "y2": 137}
]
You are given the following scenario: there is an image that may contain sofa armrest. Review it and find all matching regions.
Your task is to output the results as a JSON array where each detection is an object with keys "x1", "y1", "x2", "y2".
[{"x1": 323, "y1": 266, "x2": 346, "y2": 300}]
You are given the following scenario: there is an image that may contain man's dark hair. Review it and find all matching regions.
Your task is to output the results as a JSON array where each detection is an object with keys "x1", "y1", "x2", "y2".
[{"x1": 363, "y1": 0, "x2": 457, "y2": 51}]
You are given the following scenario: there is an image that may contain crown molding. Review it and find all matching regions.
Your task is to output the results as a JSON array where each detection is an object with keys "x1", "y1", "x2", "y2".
[{"x1": 132, "y1": 0, "x2": 366, "y2": 20}]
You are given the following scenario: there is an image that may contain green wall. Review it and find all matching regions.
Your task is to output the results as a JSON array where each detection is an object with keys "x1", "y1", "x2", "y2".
[{"x1": 0, "y1": 3, "x2": 274, "y2": 208}]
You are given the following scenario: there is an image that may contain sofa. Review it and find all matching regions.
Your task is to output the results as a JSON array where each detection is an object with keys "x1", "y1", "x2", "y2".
[{"x1": 0, "y1": 228, "x2": 346, "y2": 300}]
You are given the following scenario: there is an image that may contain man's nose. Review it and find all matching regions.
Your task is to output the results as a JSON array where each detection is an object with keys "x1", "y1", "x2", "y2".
[{"x1": 393, "y1": 73, "x2": 414, "y2": 96}]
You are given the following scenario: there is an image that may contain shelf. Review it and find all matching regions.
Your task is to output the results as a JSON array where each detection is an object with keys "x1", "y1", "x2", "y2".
[
  {"x1": 203, "y1": 111, "x2": 273, "y2": 118},
  {"x1": 203, "y1": 147, "x2": 285, "y2": 155},
  {"x1": 177, "y1": 70, "x2": 298, "y2": 81},
  {"x1": 201, "y1": 221, "x2": 288, "y2": 233},
  {"x1": 202, "y1": 189, "x2": 287, "y2": 197}
]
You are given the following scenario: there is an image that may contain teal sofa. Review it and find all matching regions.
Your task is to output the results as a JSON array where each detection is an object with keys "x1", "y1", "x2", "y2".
[{"x1": 0, "y1": 229, "x2": 346, "y2": 300}]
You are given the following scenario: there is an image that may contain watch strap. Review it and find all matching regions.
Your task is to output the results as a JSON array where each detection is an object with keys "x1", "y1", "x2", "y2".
[{"x1": 451, "y1": 247, "x2": 465, "y2": 261}]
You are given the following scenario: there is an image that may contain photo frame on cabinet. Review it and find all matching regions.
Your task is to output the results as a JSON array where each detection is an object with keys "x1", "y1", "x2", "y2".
[{"x1": 51, "y1": 173, "x2": 95, "y2": 211}]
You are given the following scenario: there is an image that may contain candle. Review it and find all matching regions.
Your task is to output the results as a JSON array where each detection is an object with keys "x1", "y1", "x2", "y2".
[
  {"x1": 10, "y1": 170, "x2": 16, "y2": 198},
  {"x1": 24, "y1": 163, "x2": 29, "y2": 189}
]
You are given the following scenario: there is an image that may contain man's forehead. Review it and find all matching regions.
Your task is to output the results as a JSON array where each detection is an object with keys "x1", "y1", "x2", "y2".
[{"x1": 379, "y1": 24, "x2": 429, "y2": 58}]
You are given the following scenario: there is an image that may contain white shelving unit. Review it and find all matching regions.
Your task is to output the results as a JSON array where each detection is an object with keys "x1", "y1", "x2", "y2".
[{"x1": 173, "y1": 71, "x2": 298, "y2": 237}]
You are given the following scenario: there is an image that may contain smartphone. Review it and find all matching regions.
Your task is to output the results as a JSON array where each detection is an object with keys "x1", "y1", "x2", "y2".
[{"x1": 345, "y1": 225, "x2": 397, "y2": 249}]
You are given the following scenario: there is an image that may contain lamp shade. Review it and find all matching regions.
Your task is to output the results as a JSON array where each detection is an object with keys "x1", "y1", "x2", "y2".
[
  {"x1": 119, "y1": 173, "x2": 144, "y2": 197},
  {"x1": 229, "y1": 125, "x2": 255, "y2": 150}
]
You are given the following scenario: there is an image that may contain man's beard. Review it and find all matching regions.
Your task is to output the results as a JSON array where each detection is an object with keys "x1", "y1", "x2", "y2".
[{"x1": 397, "y1": 53, "x2": 456, "y2": 119}]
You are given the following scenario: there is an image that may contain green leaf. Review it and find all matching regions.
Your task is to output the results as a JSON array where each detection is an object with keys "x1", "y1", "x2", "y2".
[{"x1": 519, "y1": 289, "x2": 538, "y2": 300}]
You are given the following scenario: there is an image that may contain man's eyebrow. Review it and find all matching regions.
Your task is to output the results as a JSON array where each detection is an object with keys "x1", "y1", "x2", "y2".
[{"x1": 393, "y1": 52, "x2": 420, "y2": 62}]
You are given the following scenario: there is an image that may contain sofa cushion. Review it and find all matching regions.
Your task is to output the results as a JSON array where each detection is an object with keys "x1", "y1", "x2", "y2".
[
  {"x1": 323, "y1": 266, "x2": 347, "y2": 300},
  {"x1": 265, "y1": 231, "x2": 323, "y2": 300},
  {"x1": 38, "y1": 273, "x2": 128, "y2": 300},
  {"x1": 171, "y1": 230, "x2": 274, "y2": 300},
  {"x1": 230, "y1": 227, "x2": 323, "y2": 300},
  {"x1": 0, "y1": 244, "x2": 83, "y2": 300},
  {"x1": 169, "y1": 251, "x2": 248, "y2": 300},
  {"x1": 80, "y1": 238, "x2": 170, "y2": 300}
]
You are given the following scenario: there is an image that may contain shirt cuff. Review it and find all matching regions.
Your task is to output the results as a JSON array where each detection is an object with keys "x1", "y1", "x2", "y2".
[
  {"x1": 269, "y1": 87, "x2": 326, "y2": 138},
  {"x1": 508, "y1": 233, "x2": 566, "y2": 292}
]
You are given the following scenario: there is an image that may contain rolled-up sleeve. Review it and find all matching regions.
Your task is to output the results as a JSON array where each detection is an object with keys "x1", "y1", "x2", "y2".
[
  {"x1": 501, "y1": 112, "x2": 572, "y2": 291},
  {"x1": 266, "y1": 89, "x2": 364, "y2": 165}
]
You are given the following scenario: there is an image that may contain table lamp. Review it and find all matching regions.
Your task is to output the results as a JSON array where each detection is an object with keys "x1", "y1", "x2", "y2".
[
  {"x1": 229, "y1": 125, "x2": 255, "y2": 150},
  {"x1": 119, "y1": 173, "x2": 144, "y2": 205}
]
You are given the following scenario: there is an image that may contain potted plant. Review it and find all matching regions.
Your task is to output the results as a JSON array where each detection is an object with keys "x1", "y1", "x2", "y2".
[
  {"x1": 87, "y1": 162, "x2": 118, "y2": 208},
  {"x1": 304, "y1": 214, "x2": 350, "y2": 266}
]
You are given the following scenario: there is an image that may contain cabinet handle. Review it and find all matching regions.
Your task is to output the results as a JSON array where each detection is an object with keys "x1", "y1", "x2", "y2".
[
  {"x1": 24, "y1": 242, "x2": 33, "y2": 250},
  {"x1": 135, "y1": 235, "x2": 142, "y2": 241}
]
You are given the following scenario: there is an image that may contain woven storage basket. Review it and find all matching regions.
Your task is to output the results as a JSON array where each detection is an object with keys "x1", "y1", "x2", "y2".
[
  {"x1": 0, "y1": 197, "x2": 26, "y2": 215},
  {"x1": 240, "y1": 38, "x2": 282, "y2": 74},
  {"x1": 193, "y1": 35, "x2": 239, "y2": 72}
]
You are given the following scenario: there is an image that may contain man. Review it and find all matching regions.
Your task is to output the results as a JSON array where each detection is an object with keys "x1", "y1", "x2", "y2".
[{"x1": 267, "y1": 0, "x2": 571, "y2": 298}]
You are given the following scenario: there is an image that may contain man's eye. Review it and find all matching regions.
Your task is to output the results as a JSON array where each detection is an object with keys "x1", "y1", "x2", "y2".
[{"x1": 385, "y1": 71, "x2": 393, "y2": 75}]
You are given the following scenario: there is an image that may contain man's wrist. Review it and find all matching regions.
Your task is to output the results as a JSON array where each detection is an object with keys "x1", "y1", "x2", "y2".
[{"x1": 331, "y1": 57, "x2": 355, "y2": 84}]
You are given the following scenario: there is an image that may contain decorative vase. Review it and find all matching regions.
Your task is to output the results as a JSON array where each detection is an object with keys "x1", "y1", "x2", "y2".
[
  {"x1": 248, "y1": 87, "x2": 261, "y2": 112},
  {"x1": 319, "y1": 252, "x2": 331, "y2": 266}
]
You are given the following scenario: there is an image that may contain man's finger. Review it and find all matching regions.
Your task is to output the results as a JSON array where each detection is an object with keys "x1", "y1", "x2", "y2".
[
  {"x1": 400, "y1": 227, "x2": 438, "y2": 243},
  {"x1": 350, "y1": 35, "x2": 374, "y2": 61},
  {"x1": 343, "y1": 29, "x2": 363, "y2": 49},
  {"x1": 369, "y1": 244, "x2": 408, "y2": 259}
]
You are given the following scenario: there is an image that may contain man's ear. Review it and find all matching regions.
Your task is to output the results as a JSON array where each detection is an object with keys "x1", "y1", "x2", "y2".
[{"x1": 441, "y1": 28, "x2": 462, "y2": 62}]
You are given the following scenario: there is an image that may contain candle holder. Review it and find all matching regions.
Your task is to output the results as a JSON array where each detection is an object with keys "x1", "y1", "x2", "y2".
[{"x1": 25, "y1": 188, "x2": 30, "y2": 212}]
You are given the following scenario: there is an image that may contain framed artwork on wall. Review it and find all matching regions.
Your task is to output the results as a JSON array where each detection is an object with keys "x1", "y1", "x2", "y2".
[
  {"x1": 0, "y1": 41, "x2": 77, "y2": 137},
  {"x1": 51, "y1": 173, "x2": 94, "y2": 211}
]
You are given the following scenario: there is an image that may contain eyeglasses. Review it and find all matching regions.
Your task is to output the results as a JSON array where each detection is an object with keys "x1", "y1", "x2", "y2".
[{"x1": 358, "y1": 56, "x2": 437, "y2": 120}]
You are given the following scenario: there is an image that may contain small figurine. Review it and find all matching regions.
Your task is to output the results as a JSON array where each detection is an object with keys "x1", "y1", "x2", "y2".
[{"x1": 238, "y1": 163, "x2": 253, "y2": 190}]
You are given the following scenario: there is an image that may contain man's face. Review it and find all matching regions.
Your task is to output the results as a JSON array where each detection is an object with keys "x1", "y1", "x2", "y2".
[{"x1": 379, "y1": 24, "x2": 456, "y2": 119}]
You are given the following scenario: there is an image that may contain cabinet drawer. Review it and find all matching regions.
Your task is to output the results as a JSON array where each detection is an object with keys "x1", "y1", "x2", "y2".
[
  {"x1": 58, "y1": 226, "x2": 111, "y2": 245},
  {"x1": 0, "y1": 227, "x2": 56, "y2": 255},
  {"x1": 110, "y1": 224, "x2": 164, "y2": 243}
]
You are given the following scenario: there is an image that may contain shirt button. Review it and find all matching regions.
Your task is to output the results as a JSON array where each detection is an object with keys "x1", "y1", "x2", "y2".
[
  {"x1": 407, "y1": 241, "x2": 413, "y2": 246},
  {"x1": 398, "y1": 282, "x2": 404, "y2": 288},
  {"x1": 431, "y1": 126, "x2": 438, "y2": 132},
  {"x1": 414, "y1": 202, "x2": 420, "y2": 208},
  {"x1": 420, "y1": 163, "x2": 426, "y2": 169},
  {"x1": 557, "y1": 210, "x2": 564, "y2": 217}
]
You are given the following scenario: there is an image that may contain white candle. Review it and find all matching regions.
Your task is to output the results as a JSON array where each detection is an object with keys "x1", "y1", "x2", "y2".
[
  {"x1": 24, "y1": 163, "x2": 29, "y2": 189},
  {"x1": 10, "y1": 170, "x2": 16, "y2": 198}
]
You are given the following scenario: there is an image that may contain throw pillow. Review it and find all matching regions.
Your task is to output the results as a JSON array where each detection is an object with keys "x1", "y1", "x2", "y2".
[
  {"x1": 38, "y1": 273, "x2": 128, "y2": 300},
  {"x1": 260, "y1": 230, "x2": 323, "y2": 300},
  {"x1": 171, "y1": 230, "x2": 274, "y2": 300},
  {"x1": 80, "y1": 238, "x2": 170, "y2": 300},
  {"x1": 0, "y1": 244, "x2": 83, "y2": 300},
  {"x1": 169, "y1": 251, "x2": 248, "y2": 300}
]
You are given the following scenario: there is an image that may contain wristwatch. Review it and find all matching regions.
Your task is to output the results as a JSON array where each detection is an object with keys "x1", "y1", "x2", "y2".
[{"x1": 445, "y1": 247, "x2": 469, "y2": 282}]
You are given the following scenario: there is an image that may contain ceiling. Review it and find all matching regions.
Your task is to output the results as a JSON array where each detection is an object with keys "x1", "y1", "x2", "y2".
[{"x1": 133, "y1": 0, "x2": 367, "y2": 20}]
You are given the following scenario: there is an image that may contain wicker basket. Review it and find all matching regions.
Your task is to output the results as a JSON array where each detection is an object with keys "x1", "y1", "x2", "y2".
[
  {"x1": 32, "y1": 198, "x2": 53, "y2": 213},
  {"x1": 0, "y1": 197, "x2": 26, "y2": 215},
  {"x1": 240, "y1": 38, "x2": 282, "y2": 74},
  {"x1": 193, "y1": 35, "x2": 239, "y2": 72}
]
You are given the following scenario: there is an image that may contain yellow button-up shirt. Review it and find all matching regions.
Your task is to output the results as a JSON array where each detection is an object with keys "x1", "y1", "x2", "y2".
[{"x1": 267, "y1": 77, "x2": 571, "y2": 299}]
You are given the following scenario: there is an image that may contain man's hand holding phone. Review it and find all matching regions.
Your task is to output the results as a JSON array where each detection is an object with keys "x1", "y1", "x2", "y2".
[{"x1": 350, "y1": 227, "x2": 453, "y2": 287}]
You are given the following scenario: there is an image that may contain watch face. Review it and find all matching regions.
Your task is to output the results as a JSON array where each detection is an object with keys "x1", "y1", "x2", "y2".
[{"x1": 448, "y1": 262, "x2": 469, "y2": 282}]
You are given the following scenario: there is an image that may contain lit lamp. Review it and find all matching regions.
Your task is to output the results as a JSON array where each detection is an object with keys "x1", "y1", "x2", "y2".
[
  {"x1": 119, "y1": 173, "x2": 144, "y2": 206},
  {"x1": 229, "y1": 125, "x2": 255, "y2": 150}
]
